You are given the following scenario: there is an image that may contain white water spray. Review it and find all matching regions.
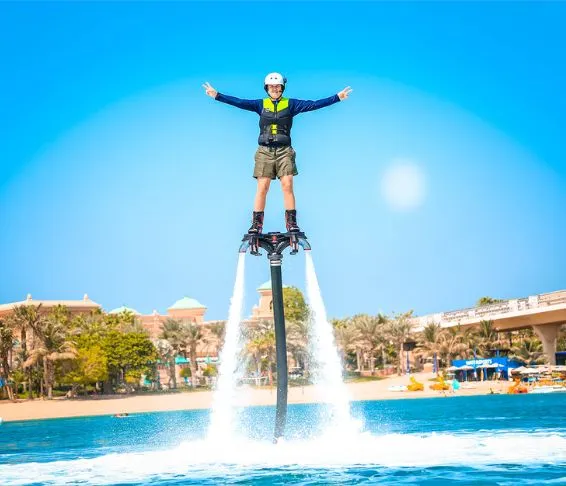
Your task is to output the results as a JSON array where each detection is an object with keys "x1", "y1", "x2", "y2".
[
  {"x1": 305, "y1": 252, "x2": 359, "y2": 434},
  {"x1": 208, "y1": 252, "x2": 246, "y2": 440}
]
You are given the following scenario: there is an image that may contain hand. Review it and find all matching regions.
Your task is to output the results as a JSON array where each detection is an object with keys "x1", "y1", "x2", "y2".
[
  {"x1": 338, "y1": 86, "x2": 353, "y2": 100},
  {"x1": 202, "y1": 82, "x2": 218, "y2": 99}
]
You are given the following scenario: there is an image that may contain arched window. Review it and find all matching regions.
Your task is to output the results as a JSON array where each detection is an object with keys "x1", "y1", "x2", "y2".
[{"x1": 269, "y1": 300, "x2": 273, "y2": 311}]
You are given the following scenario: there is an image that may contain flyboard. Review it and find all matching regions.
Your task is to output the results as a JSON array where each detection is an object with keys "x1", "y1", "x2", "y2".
[{"x1": 239, "y1": 231, "x2": 311, "y2": 441}]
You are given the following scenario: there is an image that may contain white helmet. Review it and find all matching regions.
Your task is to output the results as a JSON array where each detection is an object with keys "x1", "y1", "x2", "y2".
[{"x1": 264, "y1": 72, "x2": 287, "y2": 91}]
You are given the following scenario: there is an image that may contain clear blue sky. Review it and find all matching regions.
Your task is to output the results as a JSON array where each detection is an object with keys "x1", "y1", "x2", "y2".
[{"x1": 1, "y1": 2, "x2": 564, "y2": 321}]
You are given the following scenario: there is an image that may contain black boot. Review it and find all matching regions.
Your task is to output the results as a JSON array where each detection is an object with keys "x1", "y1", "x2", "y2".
[
  {"x1": 285, "y1": 209, "x2": 300, "y2": 233},
  {"x1": 248, "y1": 211, "x2": 264, "y2": 234}
]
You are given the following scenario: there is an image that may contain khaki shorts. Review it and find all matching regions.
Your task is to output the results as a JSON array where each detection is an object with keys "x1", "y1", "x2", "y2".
[{"x1": 253, "y1": 145, "x2": 298, "y2": 180}]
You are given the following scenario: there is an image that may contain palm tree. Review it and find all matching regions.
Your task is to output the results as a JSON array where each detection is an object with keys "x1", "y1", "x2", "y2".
[
  {"x1": 183, "y1": 320, "x2": 204, "y2": 387},
  {"x1": 71, "y1": 309, "x2": 107, "y2": 338},
  {"x1": 287, "y1": 319, "x2": 309, "y2": 373},
  {"x1": 419, "y1": 322, "x2": 444, "y2": 373},
  {"x1": 207, "y1": 321, "x2": 226, "y2": 357},
  {"x1": 352, "y1": 314, "x2": 387, "y2": 374},
  {"x1": 8, "y1": 304, "x2": 43, "y2": 398},
  {"x1": 154, "y1": 339, "x2": 176, "y2": 389},
  {"x1": 0, "y1": 319, "x2": 15, "y2": 400},
  {"x1": 159, "y1": 318, "x2": 189, "y2": 389},
  {"x1": 476, "y1": 297, "x2": 504, "y2": 307},
  {"x1": 24, "y1": 305, "x2": 77, "y2": 399},
  {"x1": 510, "y1": 337, "x2": 546, "y2": 365},
  {"x1": 246, "y1": 321, "x2": 276, "y2": 385},
  {"x1": 475, "y1": 319, "x2": 500, "y2": 357},
  {"x1": 387, "y1": 311, "x2": 415, "y2": 375},
  {"x1": 333, "y1": 319, "x2": 360, "y2": 371},
  {"x1": 247, "y1": 334, "x2": 266, "y2": 385},
  {"x1": 438, "y1": 325, "x2": 469, "y2": 364}
]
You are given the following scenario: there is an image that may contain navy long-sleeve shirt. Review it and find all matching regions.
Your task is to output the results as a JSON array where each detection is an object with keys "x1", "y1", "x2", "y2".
[{"x1": 215, "y1": 93, "x2": 340, "y2": 116}]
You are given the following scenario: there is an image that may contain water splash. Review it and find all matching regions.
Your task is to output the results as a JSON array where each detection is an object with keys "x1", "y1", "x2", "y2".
[
  {"x1": 305, "y1": 252, "x2": 359, "y2": 434},
  {"x1": 207, "y1": 252, "x2": 246, "y2": 440},
  {"x1": 3, "y1": 432, "x2": 566, "y2": 485}
]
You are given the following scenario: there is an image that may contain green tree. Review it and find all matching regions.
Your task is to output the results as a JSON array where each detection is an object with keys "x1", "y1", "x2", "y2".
[
  {"x1": 476, "y1": 297, "x2": 504, "y2": 307},
  {"x1": 387, "y1": 311, "x2": 415, "y2": 375},
  {"x1": 24, "y1": 305, "x2": 77, "y2": 399},
  {"x1": 183, "y1": 320, "x2": 204, "y2": 387},
  {"x1": 418, "y1": 322, "x2": 444, "y2": 373},
  {"x1": 207, "y1": 321, "x2": 226, "y2": 355},
  {"x1": 154, "y1": 339, "x2": 176, "y2": 389},
  {"x1": 63, "y1": 345, "x2": 108, "y2": 395},
  {"x1": 283, "y1": 286, "x2": 309, "y2": 324},
  {"x1": 558, "y1": 325, "x2": 566, "y2": 352},
  {"x1": 8, "y1": 304, "x2": 43, "y2": 399},
  {"x1": 246, "y1": 321, "x2": 276, "y2": 385},
  {"x1": 438, "y1": 325, "x2": 469, "y2": 364},
  {"x1": 159, "y1": 318, "x2": 189, "y2": 389},
  {"x1": 352, "y1": 314, "x2": 387, "y2": 374},
  {"x1": 474, "y1": 319, "x2": 500, "y2": 357},
  {"x1": 202, "y1": 365, "x2": 217, "y2": 377},
  {"x1": 510, "y1": 337, "x2": 545, "y2": 365},
  {"x1": 333, "y1": 318, "x2": 361, "y2": 371},
  {"x1": 102, "y1": 331, "x2": 157, "y2": 392},
  {"x1": 286, "y1": 319, "x2": 309, "y2": 373},
  {"x1": 0, "y1": 319, "x2": 15, "y2": 400},
  {"x1": 179, "y1": 366, "x2": 192, "y2": 385}
]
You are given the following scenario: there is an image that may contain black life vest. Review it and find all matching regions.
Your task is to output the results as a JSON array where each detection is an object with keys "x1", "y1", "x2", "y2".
[{"x1": 258, "y1": 97, "x2": 292, "y2": 146}]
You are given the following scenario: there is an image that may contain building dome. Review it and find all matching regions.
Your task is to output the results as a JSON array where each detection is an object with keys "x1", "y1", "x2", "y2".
[
  {"x1": 257, "y1": 280, "x2": 289, "y2": 291},
  {"x1": 168, "y1": 297, "x2": 206, "y2": 310}
]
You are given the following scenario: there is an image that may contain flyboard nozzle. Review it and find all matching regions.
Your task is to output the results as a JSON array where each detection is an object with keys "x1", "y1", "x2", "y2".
[{"x1": 238, "y1": 230, "x2": 311, "y2": 440}]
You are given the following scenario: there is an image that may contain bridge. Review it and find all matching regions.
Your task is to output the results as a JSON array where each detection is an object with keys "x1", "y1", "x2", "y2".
[{"x1": 413, "y1": 290, "x2": 566, "y2": 364}]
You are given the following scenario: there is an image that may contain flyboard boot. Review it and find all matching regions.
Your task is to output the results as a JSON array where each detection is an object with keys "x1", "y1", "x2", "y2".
[
  {"x1": 247, "y1": 211, "x2": 264, "y2": 255},
  {"x1": 285, "y1": 209, "x2": 300, "y2": 254},
  {"x1": 248, "y1": 211, "x2": 264, "y2": 234},
  {"x1": 285, "y1": 209, "x2": 300, "y2": 233}
]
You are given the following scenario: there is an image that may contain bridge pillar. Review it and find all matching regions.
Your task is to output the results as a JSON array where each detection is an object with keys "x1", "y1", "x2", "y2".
[{"x1": 532, "y1": 323, "x2": 563, "y2": 365}]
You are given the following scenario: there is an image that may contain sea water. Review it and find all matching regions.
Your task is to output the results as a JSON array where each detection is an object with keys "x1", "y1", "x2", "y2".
[{"x1": 1, "y1": 394, "x2": 565, "y2": 485}]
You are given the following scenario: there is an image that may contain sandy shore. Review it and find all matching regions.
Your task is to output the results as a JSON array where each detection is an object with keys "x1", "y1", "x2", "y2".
[{"x1": 0, "y1": 373, "x2": 506, "y2": 422}]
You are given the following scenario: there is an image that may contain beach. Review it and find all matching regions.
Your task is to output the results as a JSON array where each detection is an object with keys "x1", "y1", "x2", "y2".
[{"x1": 0, "y1": 373, "x2": 506, "y2": 422}]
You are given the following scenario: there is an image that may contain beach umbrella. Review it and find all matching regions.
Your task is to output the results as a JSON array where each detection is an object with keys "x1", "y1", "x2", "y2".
[
  {"x1": 520, "y1": 367, "x2": 538, "y2": 374},
  {"x1": 447, "y1": 366, "x2": 459, "y2": 371}
]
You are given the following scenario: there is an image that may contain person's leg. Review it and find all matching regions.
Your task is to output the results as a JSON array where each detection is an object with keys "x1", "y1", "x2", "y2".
[
  {"x1": 276, "y1": 147, "x2": 300, "y2": 232},
  {"x1": 280, "y1": 175, "x2": 300, "y2": 232},
  {"x1": 249, "y1": 148, "x2": 277, "y2": 234},
  {"x1": 279, "y1": 175, "x2": 295, "y2": 210},
  {"x1": 248, "y1": 177, "x2": 271, "y2": 234},
  {"x1": 254, "y1": 177, "x2": 272, "y2": 211}
]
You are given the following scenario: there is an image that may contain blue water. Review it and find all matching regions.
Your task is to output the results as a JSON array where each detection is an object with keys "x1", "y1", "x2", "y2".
[{"x1": 1, "y1": 394, "x2": 565, "y2": 485}]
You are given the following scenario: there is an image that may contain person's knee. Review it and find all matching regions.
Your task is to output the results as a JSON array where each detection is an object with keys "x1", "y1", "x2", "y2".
[
  {"x1": 281, "y1": 179, "x2": 294, "y2": 194},
  {"x1": 257, "y1": 180, "x2": 271, "y2": 196}
]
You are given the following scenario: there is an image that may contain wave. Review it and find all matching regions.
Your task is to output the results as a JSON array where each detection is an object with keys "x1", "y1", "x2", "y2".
[{"x1": 1, "y1": 430, "x2": 565, "y2": 485}]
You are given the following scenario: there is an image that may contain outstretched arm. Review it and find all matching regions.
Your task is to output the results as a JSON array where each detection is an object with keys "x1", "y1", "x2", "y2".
[
  {"x1": 292, "y1": 86, "x2": 353, "y2": 114},
  {"x1": 202, "y1": 82, "x2": 261, "y2": 113}
]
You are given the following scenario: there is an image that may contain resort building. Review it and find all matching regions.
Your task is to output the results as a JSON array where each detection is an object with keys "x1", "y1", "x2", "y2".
[
  {"x1": 2, "y1": 287, "x2": 564, "y2": 376},
  {"x1": 413, "y1": 289, "x2": 566, "y2": 365},
  {"x1": 250, "y1": 280, "x2": 286, "y2": 322},
  {"x1": 0, "y1": 293, "x2": 100, "y2": 318}
]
